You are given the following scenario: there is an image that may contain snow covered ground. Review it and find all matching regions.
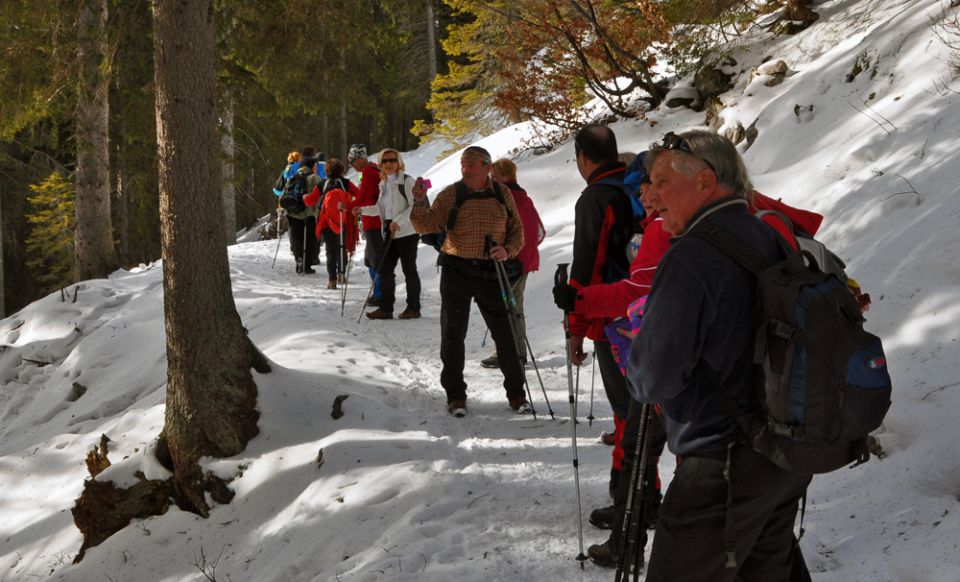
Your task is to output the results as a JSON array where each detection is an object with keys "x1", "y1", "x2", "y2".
[{"x1": 3, "y1": 0, "x2": 960, "y2": 580}]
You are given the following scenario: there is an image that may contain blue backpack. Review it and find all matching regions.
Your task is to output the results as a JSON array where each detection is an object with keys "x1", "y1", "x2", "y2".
[{"x1": 690, "y1": 223, "x2": 892, "y2": 475}]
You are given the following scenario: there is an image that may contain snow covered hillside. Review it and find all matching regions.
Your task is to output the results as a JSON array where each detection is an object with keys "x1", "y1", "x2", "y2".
[{"x1": 2, "y1": 0, "x2": 960, "y2": 580}]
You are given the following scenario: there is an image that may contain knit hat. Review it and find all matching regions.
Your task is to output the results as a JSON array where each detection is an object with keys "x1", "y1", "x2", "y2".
[{"x1": 347, "y1": 144, "x2": 367, "y2": 163}]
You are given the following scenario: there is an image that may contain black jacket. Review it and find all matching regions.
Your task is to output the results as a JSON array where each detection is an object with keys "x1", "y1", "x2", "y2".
[{"x1": 626, "y1": 197, "x2": 782, "y2": 456}]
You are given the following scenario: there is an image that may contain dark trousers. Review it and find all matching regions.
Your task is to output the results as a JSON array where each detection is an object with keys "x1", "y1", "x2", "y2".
[
  {"x1": 380, "y1": 233, "x2": 421, "y2": 313},
  {"x1": 321, "y1": 228, "x2": 342, "y2": 280},
  {"x1": 645, "y1": 443, "x2": 811, "y2": 582},
  {"x1": 288, "y1": 215, "x2": 318, "y2": 267},
  {"x1": 596, "y1": 340, "x2": 631, "y2": 418},
  {"x1": 439, "y1": 257, "x2": 525, "y2": 403},
  {"x1": 364, "y1": 227, "x2": 386, "y2": 298}
]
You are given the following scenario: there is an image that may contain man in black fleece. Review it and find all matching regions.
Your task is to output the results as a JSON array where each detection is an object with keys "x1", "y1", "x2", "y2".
[{"x1": 626, "y1": 130, "x2": 811, "y2": 581}]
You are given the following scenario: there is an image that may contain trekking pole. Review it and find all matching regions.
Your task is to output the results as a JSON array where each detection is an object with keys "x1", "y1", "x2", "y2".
[
  {"x1": 357, "y1": 234, "x2": 394, "y2": 323},
  {"x1": 486, "y1": 236, "x2": 538, "y2": 421},
  {"x1": 341, "y1": 249, "x2": 352, "y2": 317},
  {"x1": 481, "y1": 328, "x2": 489, "y2": 348},
  {"x1": 491, "y1": 254, "x2": 555, "y2": 419},
  {"x1": 271, "y1": 211, "x2": 284, "y2": 269},
  {"x1": 555, "y1": 263, "x2": 588, "y2": 568},
  {"x1": 587, "y1": 353, "x2": 596, "y2": 426},
  {"x1": 615, "y1": 403, "x2": 653, "y2": 582},
  {"x1": 339, "y1": 210, "x2": 348, "y2": 316}
]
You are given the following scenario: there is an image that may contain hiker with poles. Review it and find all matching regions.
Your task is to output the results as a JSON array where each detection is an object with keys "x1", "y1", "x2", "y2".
[
  {"x1": 556, "y1": 125, "x2": 635, "y2": 502},
  {"x1": 311, "y1": 158, "x2": 359, "y2": 290},
  {"x1": 364, "y1": 148, "x2": 422, "y2": 320},
  {"x1": 409, "y1": 145, "x2": 527, "y2": 417},
  {"x1": 478, "y1": 158, "x2": 545, "y2": 369},
  {"x1": 348, "y1": 144, "x2": 387, "y2": 307},
  {"x1": 622, "y1": 130, "x2": 813, "y2": 581},
  {"x1": 553, "y1": 156, "x2": 670, "y2": 569},
  {"x1": 284, "y1": 151, "x2": 323, "y2": 275}
]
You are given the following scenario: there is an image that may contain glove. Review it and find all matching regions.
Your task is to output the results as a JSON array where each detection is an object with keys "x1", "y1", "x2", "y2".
[{"x1": 553, "y1": 283, "x2": 578, "y2": 312}]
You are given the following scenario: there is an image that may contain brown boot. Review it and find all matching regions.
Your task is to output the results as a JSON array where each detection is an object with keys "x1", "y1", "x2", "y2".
[
  {"x1": 327, "y1": 279, "x2": 337, "y2": 289},
  {"x1": 365, "y1": 308, "x2": 393, "y2": 320}
]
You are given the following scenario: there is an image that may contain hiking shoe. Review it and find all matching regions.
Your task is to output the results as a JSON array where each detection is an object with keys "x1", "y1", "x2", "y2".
[
  {"x1": 303, "y1": 267, "x2": 316, "y2": 274},
  {"x1": 397, "y1": 309, "x2": 421, "y2": 320},
  {"x1": 509, "y1": 397, "x2": 531, "y2": 414},
  {"x1": 448, "y1": 399, "x2": 467, "y2": 417},
  {"x1": 589, "y1": 505, "x2": 616, "y2": 530},
  {"x1": 366, "y1": 308, "x2": 393, "y2": 320},
  {"x1": 480, "y1": 355, "x2": 499, "y2": 368},
  {"x1": 587, "y1": 536, "x2": 618, "y2": 569},
  {"x1": 296, "y1": 258, "x2": 304, "y2": 274},
  {"x1": 326, "y1": 279, "x2": 337, "y2": 289},
  {"x1": 601, "y1": 432, "x2": 616, "y2": 446}
]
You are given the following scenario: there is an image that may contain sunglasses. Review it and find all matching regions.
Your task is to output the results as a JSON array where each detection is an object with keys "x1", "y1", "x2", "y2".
[
  {"x1": 381, "y1": 158, "x2": 398, "y2": 164},
  {"x1": 661, "y1": 132, "x2": 715, "y2": 173}
]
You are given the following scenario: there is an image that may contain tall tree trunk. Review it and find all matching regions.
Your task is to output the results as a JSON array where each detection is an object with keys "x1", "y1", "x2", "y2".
[
  {"x1": 152, "y1": 0, "x2": 269, "y2": 515},
  {"x1": 75, "y1": 0, "x2": 119, "y2": 281},
  {"x1": 115, "y1": 141, "x2": 129, "y2": 264},
  {"x1": 339, "y1": 46, "x2": 348, "y2": 158},
  {"x1": 0, "y1": 183, "x2": 5, "y2": 318},
  {"x1": 426, "y1": 0, "x2": 437, "y2": 81},
  {"x1": 220, "y1": 90, "x2": 237, "y2": 246}
]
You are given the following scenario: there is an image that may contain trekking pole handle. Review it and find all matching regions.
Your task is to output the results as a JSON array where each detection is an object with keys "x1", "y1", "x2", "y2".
[{"x1": 555, "y1": 263, "x2": 570, "y2": 293}]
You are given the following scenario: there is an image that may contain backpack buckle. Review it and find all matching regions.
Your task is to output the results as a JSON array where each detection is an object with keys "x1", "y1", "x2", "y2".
[{"x1": 770, "y1": 320, "x2": 797, "y2": 341}]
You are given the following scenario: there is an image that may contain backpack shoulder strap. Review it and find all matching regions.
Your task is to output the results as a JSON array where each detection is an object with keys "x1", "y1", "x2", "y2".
[
  {"x1": 398, "y1": 177, "x2": 408, "y2": 202},
  {"x1": 687, "y1": 223, "x2": 776, "y2": 276}
]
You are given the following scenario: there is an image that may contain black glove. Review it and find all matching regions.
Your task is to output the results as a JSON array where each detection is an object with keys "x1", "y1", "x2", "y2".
[{"x1": 553, "y1": 283, "x2": 578, "y2": 312}]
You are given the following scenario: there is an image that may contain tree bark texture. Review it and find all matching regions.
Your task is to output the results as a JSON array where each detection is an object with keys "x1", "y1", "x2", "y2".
[
  {"x1": 153, "y1": 0, "x2": 269, "y2": 516},
  {"x1": 220, "y1": 90, "x2": 237, "y2": 246},
  {"x1": 426, "y1": 0, "x2": 437, "y2": 82},
  {"x1": 75, "y1": 0, "x2": 119, "y2": 281}
]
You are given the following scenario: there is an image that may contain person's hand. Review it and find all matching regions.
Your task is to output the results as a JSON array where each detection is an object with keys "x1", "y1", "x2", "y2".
[
  {"x1": 412, "y1": 177, "x2": 427, "y2": 201},
  {"x1": 352, "y1": 206, "x2": 362, "y2": 217},
  {"x1": 553, "y1": 283, "x2": 577, "y2": 312},
  {"x1": 570, "y1": 335, "x2": 587, "y2": 366},
  {"x1": 389, "y1": 222, "x2": 400, "y2": 234},
  {"x1": 338, "y1": 202, "x2": 346, "y2": 211},
  {"x1": 488, "y1": 245, "x2": 508, "y2": 261}
]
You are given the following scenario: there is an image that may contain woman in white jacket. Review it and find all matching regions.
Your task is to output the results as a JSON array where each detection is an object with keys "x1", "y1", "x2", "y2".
[{"x1": 365, "y1": 148, "x2": 422, "y2": 320}]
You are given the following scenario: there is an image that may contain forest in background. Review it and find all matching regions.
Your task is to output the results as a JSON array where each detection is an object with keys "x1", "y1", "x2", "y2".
[{"x1": 0, "y1": 0, "x2": 818, "y2": 315}]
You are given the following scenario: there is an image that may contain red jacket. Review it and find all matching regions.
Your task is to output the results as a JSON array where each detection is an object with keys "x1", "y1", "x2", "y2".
[
  {"x1": 751, "y1": 191, "x2": 824, "y2": 249},
  {"x1": 309, "y1": 179, "x2": 360, "y2": 254},
  {"x1": 574, "y1": 212, "x2": 671, "y2": 320},
  {"x1": 503, "y1": 182, "x2": 545, "y2": 274},
  {"x1": 354, "y1": 163, "x2": 382, "y2": 231}
]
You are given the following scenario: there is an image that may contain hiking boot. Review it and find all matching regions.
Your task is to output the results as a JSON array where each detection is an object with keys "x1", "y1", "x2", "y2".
[
  {"x1": 448, "y1": 399, "x2": 467, "y2": 417},
  {"x1": 366, "y1": 308, "x2": 393, "y2": 320},
  {"x1": 587, "y1": 536, "x2": 618, "y2": 569},
  {"x1": 589, "y1": 505, "x2": 616, "y2": 530},
  {"x1": 509, "y1": 397, "x2": 531, "y2": 414},
  {"x1": 601, "y1": 432, "x2": 616, "y2": 446},
  {"x1": 480, "y1": 355, "x2": 499, "y2": 368},
  {"x1": 397, "y1": 308, "x2": 421, "y2": 320},
  {"x1": 326, "y1": 279, "x2": 337, "y2": 289},
  {"x1": 296, "y1": 257, "x2": 304, "y2": 274},
  {"x1": 367, "y1": 296, "x2": 383, "y2": 308},
  {"x1": 303, "y1": 266, "x2": 316, "y2": 274}
]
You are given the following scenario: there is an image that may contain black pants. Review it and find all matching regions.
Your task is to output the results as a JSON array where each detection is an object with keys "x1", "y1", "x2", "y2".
[
  {"x1": 596, "y1": 340, "x2": 630, "y2": 419},
  {"x1": 288, "y1": 215, "x2": 318, "y2": 267},
  {"x1": 645, "y1": 443, "x2": 811, "y2": 582},
  {"x1": 321, "y1": 228, "x2": 343, "y2": 280},
  {"x1": 380, "y1": 233, "x2": 421, "y2": 313},
  {"x1": 609, "y1": 398, "x2": 666, "y2": 546},
  {"x1": 364, "y1": 227, "x2": 386, "y2": 270},
  {"x1": 439, "y1": 256, "x2": 525, "y2": 403}
]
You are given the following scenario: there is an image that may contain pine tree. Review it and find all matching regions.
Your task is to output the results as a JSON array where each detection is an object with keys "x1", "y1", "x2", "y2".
[{"x1": 25, "y1": 171, "x2": 75, "y2": 293}]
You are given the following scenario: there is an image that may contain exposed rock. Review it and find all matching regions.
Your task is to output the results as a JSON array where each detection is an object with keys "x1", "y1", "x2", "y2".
[
  {"x1": 756, "y1": 60, "x2": 789, "y2": 86},
  {"x1": 694, "y1": 65, "x2": 735, "y2": 102},
  {"x1": 666, "y1": 96, "x2": 696, "y2": 109},
  {"x1": 705, "y1": 96, "x2": 726, "y2": 130}
]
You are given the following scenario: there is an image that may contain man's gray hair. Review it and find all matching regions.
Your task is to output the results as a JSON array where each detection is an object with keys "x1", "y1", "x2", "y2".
[
  {"x1": 462, "y1": 145, "x2": 492, "y2": 165},
  {"x1": 645, "y1": 130, "x2": 752, "y2": 198}
]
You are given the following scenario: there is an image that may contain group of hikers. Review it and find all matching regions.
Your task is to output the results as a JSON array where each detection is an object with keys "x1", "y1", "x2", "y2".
[{"x1": 273, "y1": 125, "x2": 889, "y2": 580}]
